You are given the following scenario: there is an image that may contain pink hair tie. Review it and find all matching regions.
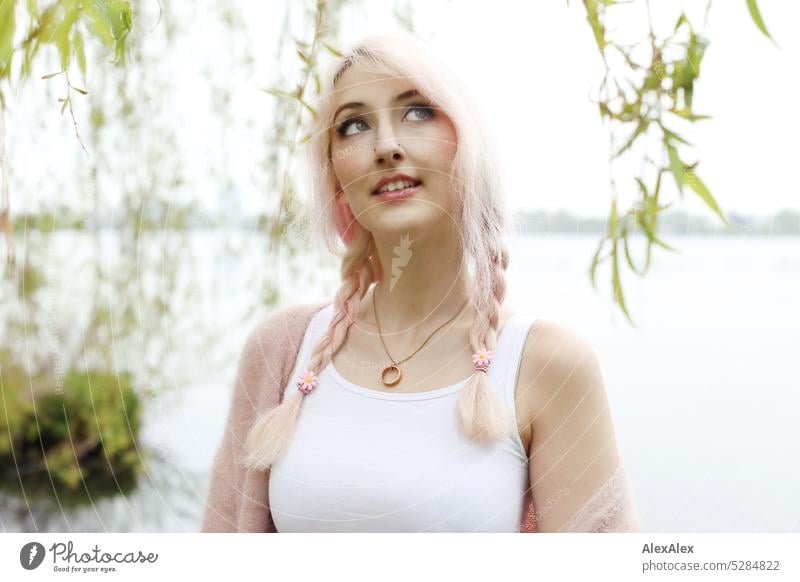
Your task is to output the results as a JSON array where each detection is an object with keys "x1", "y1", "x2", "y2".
[
  {"x1": 472, "y1": 350, "x2": 493, "y2": 373},
  {"x1": 296, "y1": 369, "x2": 319, "y2": 394}
]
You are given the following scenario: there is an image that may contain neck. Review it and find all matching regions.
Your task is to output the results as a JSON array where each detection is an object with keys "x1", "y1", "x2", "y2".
[{"x1": 365, "y1": 225, "x2": 473, "y2": 340}]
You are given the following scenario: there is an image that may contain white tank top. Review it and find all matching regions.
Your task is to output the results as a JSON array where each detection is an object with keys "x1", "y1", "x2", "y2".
[{"x1": 269, "y1": 303, "x2": 534, "y2": 532}]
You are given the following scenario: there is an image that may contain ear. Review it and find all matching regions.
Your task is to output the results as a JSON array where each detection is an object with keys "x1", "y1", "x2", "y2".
[
  {"x1": 333, "y1": 192, "x2": 356, "y2": 246},
  {"x1": 334, "y1": 183, "x2": 346, "y2": 203}
]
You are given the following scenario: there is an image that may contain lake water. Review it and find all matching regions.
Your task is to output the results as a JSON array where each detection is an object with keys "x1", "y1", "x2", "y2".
[{"x1": 2, "y1": 231, "x2": 798, "y2": 532}]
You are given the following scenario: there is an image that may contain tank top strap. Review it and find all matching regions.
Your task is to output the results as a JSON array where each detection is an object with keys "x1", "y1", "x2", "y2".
[
  {"x1": 287, "y1": 304, "x2": 536, "y2": 405},
  {"x1": 284, "y1": 304, "x2": 333, "y2": 399},
  {"x1": 487, "y1": 309, "x2": 537, "y2": 410}
]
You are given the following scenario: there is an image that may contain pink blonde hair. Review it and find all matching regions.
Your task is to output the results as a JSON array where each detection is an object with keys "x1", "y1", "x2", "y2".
[{"x1": 243, "y1": 32, "x2": 515, "y2": 470}]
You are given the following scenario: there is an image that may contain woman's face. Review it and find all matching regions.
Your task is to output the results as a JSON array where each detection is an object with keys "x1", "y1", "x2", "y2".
[{"x1": 329, "y1": 65, "x2": 459, "y2": 240}]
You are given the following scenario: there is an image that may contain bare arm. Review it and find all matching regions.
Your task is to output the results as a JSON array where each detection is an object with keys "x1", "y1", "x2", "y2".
[{"x1": 521, "y1": 320, "x2": 639, "y2": 532}]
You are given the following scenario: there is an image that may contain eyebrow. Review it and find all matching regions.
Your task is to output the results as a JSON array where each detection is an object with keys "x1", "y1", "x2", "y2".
[{"x1": 333, "y1": 89, "x2": 420, "y2": 124}]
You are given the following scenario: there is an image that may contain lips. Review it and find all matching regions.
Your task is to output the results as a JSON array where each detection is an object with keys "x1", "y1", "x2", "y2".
[
  {"x1": 371, "y1": 173, "x2": 422, "y2": 195},
  {"x1": 372, "y1": 182, "x2": 421, "y2": 202}
]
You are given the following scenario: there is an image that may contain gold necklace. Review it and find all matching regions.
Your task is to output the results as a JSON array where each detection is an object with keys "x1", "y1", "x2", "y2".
[{"x1": 372, "y1": 286, "x2": 469, "y2": 387}]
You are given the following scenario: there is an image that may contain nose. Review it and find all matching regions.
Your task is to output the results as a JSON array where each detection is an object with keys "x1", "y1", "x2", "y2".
[{"x1": 373, "y1": 139, "x2": 404, "y2": 164}]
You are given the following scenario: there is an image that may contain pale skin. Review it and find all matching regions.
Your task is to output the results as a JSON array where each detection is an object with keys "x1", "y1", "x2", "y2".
[{"x1": 328, "y1": 65, "x2": 623, "y2": 532}]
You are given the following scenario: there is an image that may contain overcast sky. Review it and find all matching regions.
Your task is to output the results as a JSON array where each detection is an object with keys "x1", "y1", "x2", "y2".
[
  {"x1": 324, "y1": 0, "x2": 800, "y2": 215},
  {"x1": 332, "y1": 0, "x2": 799, "y2": 218},
  {"x1": 8, "y1": 0, "x2": 798, "y2": 220}
]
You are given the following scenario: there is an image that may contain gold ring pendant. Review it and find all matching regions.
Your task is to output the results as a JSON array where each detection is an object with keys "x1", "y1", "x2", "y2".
[{"x1": 381, "y1": 364, "x2": 402, "y2": 387}]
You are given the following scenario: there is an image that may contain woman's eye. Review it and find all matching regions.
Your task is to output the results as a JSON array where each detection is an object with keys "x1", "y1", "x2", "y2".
[
  {"x1": 337, "y1": 118, "x2": 368, "y2": 137},
  {"x1": 335, "y1": 103, "x2": 435, "y2": 138},
  {"x1": 405, "y1": 104, "x2": 435, "y2": 121}
]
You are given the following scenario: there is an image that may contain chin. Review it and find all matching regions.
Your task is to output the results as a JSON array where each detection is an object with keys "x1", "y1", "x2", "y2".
[{"x1": 370, "y1": 203, "x2": 450, "y2": 237}]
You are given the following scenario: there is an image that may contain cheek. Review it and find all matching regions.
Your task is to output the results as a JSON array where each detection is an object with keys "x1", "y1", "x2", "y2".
[
  {"x1": 332, "y1": 143, "x2": 370, "y2": 189},
  {"x1": 425, "y1": 124, "x2": 458, "y2": 176}
]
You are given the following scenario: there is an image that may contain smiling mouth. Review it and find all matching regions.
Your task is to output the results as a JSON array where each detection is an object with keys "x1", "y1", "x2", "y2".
[{"x1": 372, "y1": 179, "x2": 422, "y2": 195}]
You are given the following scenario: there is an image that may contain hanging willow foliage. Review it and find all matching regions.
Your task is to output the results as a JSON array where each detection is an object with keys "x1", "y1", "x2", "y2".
[
  {"x1": 258, "y1": 0, "x2": 355, "y2": 254},
  {"x1": 1, "y1": 0, "x2": 779, "y2": 323},
  {"x1": 0, "y1": 0, "x2": 134, "y2": 267},
  {"x1": 579, "y1": 0, "x2": 774, "y2": 324}
]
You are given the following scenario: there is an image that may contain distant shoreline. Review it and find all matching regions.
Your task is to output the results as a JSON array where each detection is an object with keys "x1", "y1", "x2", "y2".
[
  {"x1": 512, "y1": 209, "x2": 800, "y2": 235},
  {"x1": 10, "y1": 208, "x2": 800, "y2": 235}
]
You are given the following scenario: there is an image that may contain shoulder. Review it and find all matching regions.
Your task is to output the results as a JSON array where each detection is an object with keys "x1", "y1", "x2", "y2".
[
  {"x1": 256, "y1": 300, "x2": 330, "y2": 335},
  {"x1": 523, "y1": 318, "x2": 602, "y2": 379},
  {"x1": 243, "y1": 301, "x2": 330, "y2": 353},
  {"x1": 516, "y1": 318, "x2": 608, "y2": 432},
  {"x1": 236, "y1": 301, "x2": 331, "y2": 395},
  {"x1": 515, "y1": 318, "x2": 627, "y2": 531}
]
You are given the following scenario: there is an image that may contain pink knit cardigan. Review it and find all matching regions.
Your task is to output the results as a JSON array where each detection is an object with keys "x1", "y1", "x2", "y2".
[{"x1": 200, "y1": 301, "x2": 641, "y2": 533}]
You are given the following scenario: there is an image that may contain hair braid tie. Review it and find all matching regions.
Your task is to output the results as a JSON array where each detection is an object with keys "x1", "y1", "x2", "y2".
[
  {"x1": 296, "y1": 369, "x2": 319, "y2": 394},
  {"x1": 472, "y1": 349, "x2": 493, "y2": 373}
]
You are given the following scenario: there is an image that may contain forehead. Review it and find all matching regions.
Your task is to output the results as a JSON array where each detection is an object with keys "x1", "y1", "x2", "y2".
[{"x1": 333, "y1": 65, "x2": 418, "y2": 103}]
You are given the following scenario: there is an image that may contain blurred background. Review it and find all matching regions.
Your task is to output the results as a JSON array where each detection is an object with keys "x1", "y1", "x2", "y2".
[{"x1": 1, "y1": 0, "x2": 798, "y2": 532}]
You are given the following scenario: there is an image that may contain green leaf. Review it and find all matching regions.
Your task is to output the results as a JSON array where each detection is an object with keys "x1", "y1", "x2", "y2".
[
  {"x1": 659, "y1": 123, "x2": 692, "y2": 146},
  {"x1": 669, "y1": 108, "x2": 711, "y2": 121},
  {"x1": 622, "y1": 224, "x2": 645, "y2": 276},
  {"x1": 611, "y1": 238, "x2": 635, "y2": 325},
  {"x1": 684, "y1": 169, "x2": 730, "y2": 226},
  {"x1": 684, "y1": 31, "x2": 708, "y2": 78},
  {"x1": 84, "y1": 5, "x2": 113, "y2": 46},
  {"x1": 37, "y1": 2, "x2": 60, "y2": 43},
  {"x1": 26, "y1": 0, "x2": 38, "y2": 19},
  {"x1": 296, "y1": 48, "x2": 311, "y2": 64},
  {"x1": 261, "y1": 87, "x2": 293, "y2": 99},
  {"x1": 614, "y1": 119, "x2": 648, "y2": 158},
  {"x1": 746, "y1": 0, "x2": 774, "y2": 42},
  {"x1": 21, "y1": 34, "x2": 36, "y2": 79},
  {"x1": 634, "y1": 176, "x2": 648, "y2": 198},
  {"x1": 634, "y1": 177, "x2": 678, "y2": 255},
  {"x1": 645, "y1": 224, "x2": 679, "y2": 253},
  {"x1": 589, "y1": 235, "x2": 607, "y2": 291},
  {"x1": 608, "y1": 196, "x2": 619, "y2": 237},
  {"x1": 298, "y1": 98, "x2": 316, "y2": 116},
  {"x1": 666, "y1": 142, "x2": 685, "y2": 193},
  {"x1": 74, "y1": 30, "x2": 86, "y2": 76},
  {"x1": 0, "y1": 0, "x2": 16, "y2": 75},
  {"x1": 322, "y1": 42, "x2": 343, "y2": 57},
  {"x1": 584, "y1": 0, "x2": 606, "y2": 52},
  {"x1": 53, "y1": 4, "x2": 81, "y2": 69},
  {"x1": 83, "y1": 0, "x2": 133, "y2": 64},
  {"x1": 674, "y1": 12, "x2": 688, "y2": 32},
  {"x1": 640, "y1": 210, "x2": 679, "y2": 254}
]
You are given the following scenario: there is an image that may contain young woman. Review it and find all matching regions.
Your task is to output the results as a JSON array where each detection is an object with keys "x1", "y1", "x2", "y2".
[{"x1": 230, "y1": 33, "x2": 639, "y2": 533}]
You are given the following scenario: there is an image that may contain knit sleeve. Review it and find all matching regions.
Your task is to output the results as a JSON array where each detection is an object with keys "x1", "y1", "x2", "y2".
[
  {"x1": 519, "y1": 462, "x2": 640, "y2": 533},
  {"x1": 560, "y1": 462, "x2": 641, "y2": 533},
  {"x1": 199, "y1": 310, "x2": 290, "y2": 533}
]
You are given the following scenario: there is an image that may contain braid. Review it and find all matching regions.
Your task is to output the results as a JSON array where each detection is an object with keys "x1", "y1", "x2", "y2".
[
  {"x1": 456, "y1": 243, "x2": 515, "y2": 443},
  {"x1": 244, "y1": 228, "x2": 513, "y2": 466},
  {"x1": 242, "y1": 228, "x2": 376, "y2": 469}
]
